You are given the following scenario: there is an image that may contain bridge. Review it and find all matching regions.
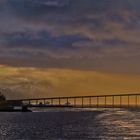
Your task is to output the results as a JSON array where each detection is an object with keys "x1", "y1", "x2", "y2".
[{"x1": 9, "y1": 93, "x2": 140, "y2": 109}]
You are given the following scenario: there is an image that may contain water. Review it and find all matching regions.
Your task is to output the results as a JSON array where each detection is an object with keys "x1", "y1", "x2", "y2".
[{"x1": 0, "y1": 109, "x2": 140, "y2": 140}]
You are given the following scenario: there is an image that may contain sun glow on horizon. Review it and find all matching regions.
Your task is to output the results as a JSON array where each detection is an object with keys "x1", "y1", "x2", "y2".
[{"x1": 0, "y1": 65, "x2": 140, "y2": 100}]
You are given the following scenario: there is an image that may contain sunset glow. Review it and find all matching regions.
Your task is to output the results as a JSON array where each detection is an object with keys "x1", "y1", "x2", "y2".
[{"x1": 0, "y1": 65, "x2": 140, "y2": 99}]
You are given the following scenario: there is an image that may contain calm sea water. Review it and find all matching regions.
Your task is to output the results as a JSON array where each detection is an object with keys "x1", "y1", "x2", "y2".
[{"x1": 0, "y1": 108, "x2": 140, "y2": 140}]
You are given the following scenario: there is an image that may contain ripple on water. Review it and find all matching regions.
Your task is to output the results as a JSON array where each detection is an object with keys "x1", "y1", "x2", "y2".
[{"x1": 0, "y1": 110, "x2": 140, "y2": 139}]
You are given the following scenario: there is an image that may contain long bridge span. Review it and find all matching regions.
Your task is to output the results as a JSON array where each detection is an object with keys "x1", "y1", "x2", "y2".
[{"x1": 9, "y1": 93, "x2": 140, "y2": 109}]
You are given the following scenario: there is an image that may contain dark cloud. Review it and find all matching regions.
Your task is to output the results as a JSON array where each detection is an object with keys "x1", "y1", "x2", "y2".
[
  {"x1": 0, "y1": 0, "x2": 140, "y2": 73},
  {"x1": 0, "y1": 30, "x2": 91, "y2": 49},
  {"x1": 8, "y1": 0, "x2": 140, "y2": 25}
]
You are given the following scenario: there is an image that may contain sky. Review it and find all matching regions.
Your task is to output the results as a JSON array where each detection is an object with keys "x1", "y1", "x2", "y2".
[{"x1": 0, "y1": 0, "x2": 140, "y2": 99}]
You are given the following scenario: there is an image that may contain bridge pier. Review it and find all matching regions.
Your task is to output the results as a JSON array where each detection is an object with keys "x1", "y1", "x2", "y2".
[
  {"x1": 82, "y1": 97, "x2": 84, "y2": 108},
  {"x1": 43, "y1": 99, "x2": 45, "y2": 105},
  {"x1": 59, "y1": 98, "x2": 61, "y2": 106},
  {"x1": 51, "y1": 99, "x2": 53, "y2": 105},
  {"x1": 89, "y1": 97, "x2": 91, "y2": 107},
  {"x1": 128, "y1": 96, "x2": 130, "y2": 108},
  {"x1": 97, "y1": 97, "x2": 99, "y2": 108},
  {"x1": 105, "y1": 96, "x2": 106, "y2": 109},
  {"x1": 136, "y1": 95, "x2": 137, "y2": 108},
  {"x1": 29, "y1": 100, "x2": 31, "y2": 106},
  {"x1": 67, "y1": 98, "x2": 69, "y2": 106},
  {"x1": 74, "y1": 98, "x2": 76, "y2": 107},
  {"x1": 120, "y1": 96, "x2": 122, "y2": 108},
  {"x1": 36, "y1": 100, "x2": 38, "y2": 105},
  {"x1": 112, "y1": 96, "x2": 114, "y2": 108}
]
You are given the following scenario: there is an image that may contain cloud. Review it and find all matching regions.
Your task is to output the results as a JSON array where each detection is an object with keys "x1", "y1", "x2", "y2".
[
  {"x1": 8, "y1": 0, "x2": 140, "y2": 27},
  {"x1": 1, "y1": 30, "x2": 91, "y2": 48},
  {"x1": 0, "y1": 0, "x2": 140, "y2": 73},
  {"x1": 0, "y1": 0, "x2": 140, "y2": 98}
]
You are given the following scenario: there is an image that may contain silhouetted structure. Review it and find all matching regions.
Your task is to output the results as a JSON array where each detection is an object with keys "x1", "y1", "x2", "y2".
[
  {"x1": 0, "y1": 92, "x2": 6, "y2": 101},
  {"x1": 0, "y1": 91, "x2": 30, "y2": 112}
]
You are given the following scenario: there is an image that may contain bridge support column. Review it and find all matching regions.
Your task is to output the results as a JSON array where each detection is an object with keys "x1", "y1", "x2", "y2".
[
  {"x1": 51, "y1": 99, "x2": 53, "y2": 106},
  {"x1": 128, "y1": 96, "x2": 130, "y2": 108},
  {"x1": 82, "y1": 97, "x2": 83, "y2": 108},
  {"x1": 112, "y1": 96, "x2": 114, "y2": 109},
  {"x1": 89, "y1": 97, "x2": 91, "y2": 107},
  {"x1": 105, "y1": 96, "x2": 106, "y2": 109},
  {"x1": 67, "y1": 98, "x2": 69, "y2": 106},
  {"x1": 136, "y1": 95, "x2": 138, "y2": 108},
  {"x1": 36, "y1": 100, "x2": 38, "y2": 105},
  {"x1": 120, "y1": 96, "x2": 122, "y2": 108},
  {"x1": 59, "y1": 98, "x2": 61, "y2": 106},
  {"x1": 74, "y1": 98, "x2": 76, "y2": 107},
  {"x1": 97, "y1": 97, "x2": 99, "y2": 108},
  {"x1": 29, "y1": 100, "x2": 31, "y2": 105}
]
